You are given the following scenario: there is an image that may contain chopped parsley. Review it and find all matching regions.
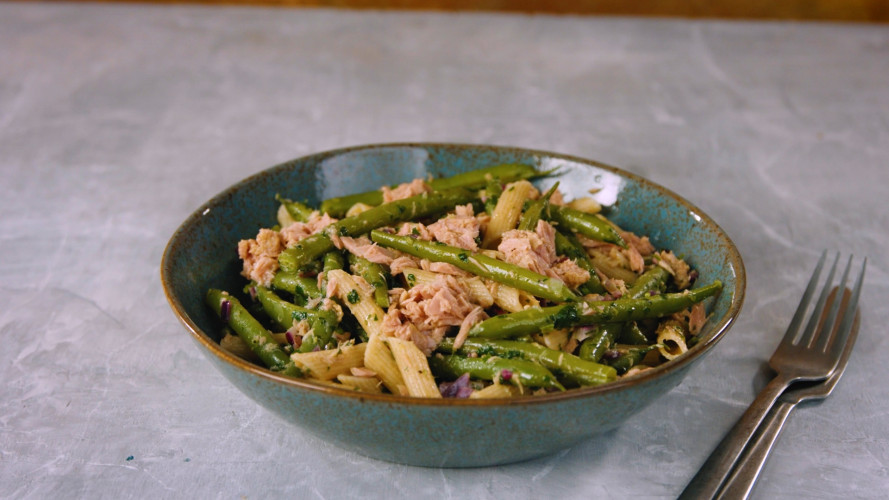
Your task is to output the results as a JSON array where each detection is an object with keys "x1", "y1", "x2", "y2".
[{"x1": 347, "y1": 289, "x2": 360, "y2": 304}]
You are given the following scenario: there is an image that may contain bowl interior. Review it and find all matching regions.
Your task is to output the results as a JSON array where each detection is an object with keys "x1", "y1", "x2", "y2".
[{"x1": 162, "y1": 143, "x2": 745, "y2": 399}]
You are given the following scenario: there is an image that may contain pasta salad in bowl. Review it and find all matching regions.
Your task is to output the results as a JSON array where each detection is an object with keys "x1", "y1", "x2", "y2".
[{"x1": 162, "y1": 143, "x2": 744, "y2": 466}]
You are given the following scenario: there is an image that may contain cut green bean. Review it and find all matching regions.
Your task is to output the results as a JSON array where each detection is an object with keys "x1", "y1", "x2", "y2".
[
  {"x1": 610, "y1": 346, "x2": 658, "y2": 375},
  {"x1": 270, "y1": 271, "x2": 322, "y2": 305},
  {"x1": 579, "y1": 281, "x2": 722, "y2": 325},
  {"x1": 253, "y1": 286, "x2": 338, "y2": 353},
  {"x1": 550, "y1": 206, "x2": 626, "y2": 247},
  {"x1": 618, "y1": 322, "x2": 650, "y2": 345},
  {"x1": 483, "y1": 175, "x2": 503, "y2": 215},
  {"x1": 429, "y1": 354, "x2": 565, "y2": 391},
  {"x1": 626, "y1": 266, "x2": 670, "y2": 299},
  {"x1": 275, "y1": 194, "x2": 314, "y2": 222},
  {"x1": 439, "y1": 338, "x2": 617, "y2": 387},
  {"x1": 517, "y1": 183, "x2": 558, "y2": 231},
  {"x1": 370, "y1": 230, "x2": 578, "y2": 302},
  {"x1": 468, "y1": 304, "x2": 578, "y2": 339},
  {"x1": 465, "y1": 281, "x2": 721, "y2": 339},
  {"x1": 279, "y1": 187, "x2": 478, "y2": 272},
  {"x1": 348, "y1": 253, "x2": 390, "y2": 308},
  {"x1": 578, "y1": 323, "x2": 623, "y2": 363},
  {"x1": 206, "y1": 289, "x2": 302, "y2": 376},
  {"x1": 319, "y1": 163, "x2": 541, "y2": 217}
]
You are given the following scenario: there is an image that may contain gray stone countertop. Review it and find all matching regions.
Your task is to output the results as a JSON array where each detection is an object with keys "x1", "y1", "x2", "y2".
[{"x1": 1, "y1": 3, "x2": 887, "y2": 498}]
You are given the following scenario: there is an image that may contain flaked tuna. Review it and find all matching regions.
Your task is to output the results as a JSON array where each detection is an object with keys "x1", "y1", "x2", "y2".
[
  {"x1": 381, "y1": 274, "x2": 478, "y2": 355},
  {"x1": 279, "y1": 212, "x2": 338, "y2": 248},
  {"x1": 427, "y1": 204, "x2": 480, "y2": 251},
  {"x1": 498, "y1": 220, "x2": 590, "y2": 289},
  {"x1": 339, "y1": 236, "x2": 400, "y2": 265},
  {"x1": 655, "y1": 250, "x2": 693, "y2": 289},
  {"x1": 381, "y1": 178, "x2": 431, "y2": 203},
  {"x1": 238, "y1": 228, "x2": 284, "y2": 286}
]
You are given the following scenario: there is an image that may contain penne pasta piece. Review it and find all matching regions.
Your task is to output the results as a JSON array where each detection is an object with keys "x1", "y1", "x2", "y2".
[
  {"x1": 482, "y1": 180, "x2": 535, "y2": 248},
  {"x1": 566, "y1": 196, "x2": 602, "y2": 214},
  {"x1": 485, "y1": 279, "x2": 540, "y2": 313},
  {"x1": 656, "y1": 323, "x2": 688, "y2": 360},
  {"x1": 470, "y1": 382, "x2": 523, "y2": 399},
  {"x1": 336, "y1": 374, "x2": 384, "y2": 393},
  {"x1": 365, "y1": 334, "x2": 407, "y2": 395},
  {"x1": 345, "y1": 202, "x2": 375, "y2": 218},
  {"x1": 277, "y1": 204, "x2": 298, "y2": 228},
  {"x1": 291, "y1": 342, "x2": 367, "y2": 381},
  {"x1": 326, "y1": 269, "x2": 385, "y2": 338},
  {"x1": 383, "y1": 337, "x2": 442, "y2": 398}
]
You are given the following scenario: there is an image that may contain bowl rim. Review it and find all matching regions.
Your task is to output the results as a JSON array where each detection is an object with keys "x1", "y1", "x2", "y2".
[{"x1": 161, "y1": 142, "x2": 746, "y2": 407}]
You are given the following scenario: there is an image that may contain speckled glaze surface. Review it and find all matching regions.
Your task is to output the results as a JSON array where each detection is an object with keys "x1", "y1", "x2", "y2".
[{"x1": 161, "y1": 143, "x2": 745, "y2": 467}]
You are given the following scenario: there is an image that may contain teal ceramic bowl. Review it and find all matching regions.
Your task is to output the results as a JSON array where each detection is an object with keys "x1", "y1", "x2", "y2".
[{"x1": 161, "y1": 143, "x2": 745, "y2": 467}]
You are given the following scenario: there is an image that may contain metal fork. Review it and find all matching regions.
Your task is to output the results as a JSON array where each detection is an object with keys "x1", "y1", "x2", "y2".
[
  {"x1": 679, "y1": 252, "x2": 866, "y2": 500},
  {"x1": 716, "y1": 287, "x2": 861, "y2": 499}
]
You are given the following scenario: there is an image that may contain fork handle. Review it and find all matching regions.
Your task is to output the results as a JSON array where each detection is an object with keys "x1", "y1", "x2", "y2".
[
  {"x1": 715, "y1": 400, "x2": 796, "y2": 500},
  {"x1": 678, "y1": 374, "x2": 792, "y2": 500}
]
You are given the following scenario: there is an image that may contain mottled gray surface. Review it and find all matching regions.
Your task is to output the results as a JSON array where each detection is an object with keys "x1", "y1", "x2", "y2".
[{"x1": 1, "y1": 3, "x2": 887, "y2": 498}]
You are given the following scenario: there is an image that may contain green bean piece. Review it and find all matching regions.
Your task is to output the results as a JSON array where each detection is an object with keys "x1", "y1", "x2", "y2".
[
  {"x1": 348, "y1": 253, "x2": 390, "y2": 308},
  {"x1": 370, "y1": 230, "x2": 578, "y2": 302},
  {"x1": 319, "y1": 163, "x2": 541, "y2": 217},
  {"x1": 578, "y1": 323, "x2": 623, "y2": 363},
  {"x1": 626, "y1": 266, "x2": 670, "y2": 299},
  {"x1": 579, "y1": 281, "x2": 722, "y2": 325},
  {"x1": 275, "y1": 194, "x2": 314, "y2": 222},
  {"x1": 483, "y1": 175, "x2": 503, "y2": 215},
  {"x1": 323, "y1": 250, "x2": 345, "y2": 272},
  {"x1": 253, "y1": 286, "x2": 338, "y2": 353},
  {"x1": 611, "y1": 266, "x2": 671, "y2": 344},
  {"x1": 270, "y1": 271, "x2": 322, "y2": 305},
  {"x1": 206, "y1": 289, "x2": 302, "y2": 376},
  {"x1": 439, "y1": 338, "x2": 616, "y2": 387},
  {"x1": 468, "y1": 304, "x2": 578, "y2": 339},
  {"x1": 254, "y1": 286, "x2": 322, "y2": 329},
  {"x1": 429, "y1": 354, "x2": 565, "y2": 391},
  {"x1": 618, "y1": 321, "x2": 650, "y2": 345},
  {"x1": 549, "y1": 206, "x2": 626, "y2": 247},
  {"x1": 610, "y1": 346, "x2": 657, "y2": 375},
  {"x1": 554, "y1": 230, "x2": 606, "y2": 294},
  {"x1": 297, "y1": 313, "x2": 340, "y2": 353},
  {"x1": 517, "y1": 183, "x2": 559, "y2": 231},
  {"x1": 279, "y1": 187, "x2": 478, "y2": 272},
  {"x1": 467, "y1": 281, "x2": 721, "y2": 339}
]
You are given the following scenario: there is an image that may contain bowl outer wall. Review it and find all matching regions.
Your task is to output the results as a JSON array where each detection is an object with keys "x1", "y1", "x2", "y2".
[{"x1": 161, "y1": 143, "x2": 745, "y2": 467}]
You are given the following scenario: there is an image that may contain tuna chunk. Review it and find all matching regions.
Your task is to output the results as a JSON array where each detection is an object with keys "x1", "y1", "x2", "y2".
[
  {"x1": 551, "y1": 258, "x2": 591, "y2": 289},
  {"x1": 389, "y1": 256, "x2": 422, "y2": 276},
  {"x1": 428, "y1": 204, "x2": 481, "y2": 251},
  {"x1": 621, "y1": 231, "x2": 655, "y2": 256},
  {"x1": 339, "y1": 236, "x2": 400, "y2": 265},
  {"x1": 497, "y1": 220, "x2": 589, "y2": 289},
  {"x1": 381, "y1": 178, "x2": 431, "y2": 203},
  {"x1": 381, "y1": 274, "x2": 478, "y2": 355},
  {"x1": 238, "y1": 228, "x2": 284, "y2": 286},
  {"x1": 655, "y1": 251, "x2": 692, "y2": 289},
  {"x1": 397, "y1": 222, "x2": 434, "y2": 241},
  {"x1": 279, "y1": 212, "x2": 337, "y2": 248}
]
